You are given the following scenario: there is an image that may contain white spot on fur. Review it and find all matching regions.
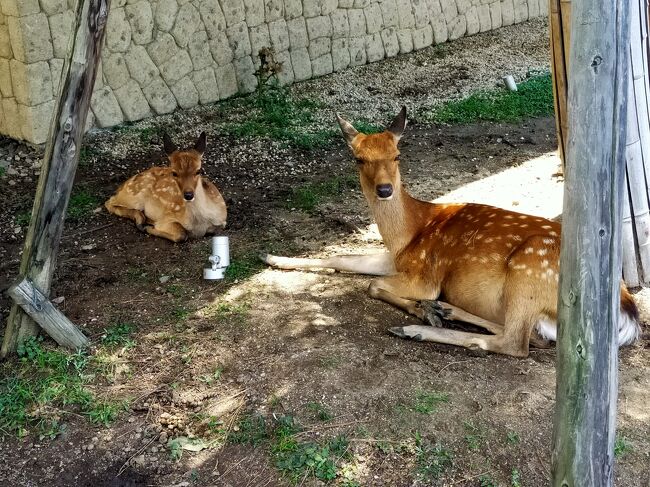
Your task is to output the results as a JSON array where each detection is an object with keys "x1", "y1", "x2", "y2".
[
  {"x1": 549, "y1": 231, "x2": 558, "y2": 236},
  {"x1": 526, "y1": 269, "x2": 532, "y2": 275},
  {"x1": 485, "y1": 237, "x2": 494, "y2": 243},
  {"x1": 519, "y1": 215, "x2": 527, "y2": 219},
  {"x1": 542, "y1": 225, "x2": 552, "y2": 229},
  {"x1": 525, "y1": 247, "x2": 534, "y2": 254},
  {"x1": 505, "y1": 215, "x2": 514, "y2": 219},
  {"x1": 541, "y1": 260, "x2": 549, "y2": 268},
  {"x1": 538, "y1": 249, "x2": 547, "y2": 256},
  {"x1": 543, "y1": 238, "x2": 555, "y2": 244}
]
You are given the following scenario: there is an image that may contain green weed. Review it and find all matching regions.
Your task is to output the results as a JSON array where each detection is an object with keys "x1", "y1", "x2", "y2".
[
  {"x1": 0, "y1": 337, "x2": 123, "y2": 437},
  {"x1": 428, "y1": 73, "x2": 554, "y2": 124},
  {"x1": 67, "y1": 189, "x2": 100, "y2": 222},
  {"x1": 463, "y1": 421, "x2": 485, "y2": 451},
  {"x1": 412, "y1": 390, "x2": 449, "y2": 414},
  {"x1": 352, "y1": 120, "x2": 383, "y2": 134},
  {"x1": 511, "y1": 467, "x2": 523, "y2": 487},
  {"x1": 614, "y1": 435, "x2": 632, "y2": 458},
  {"x1": 15, "y1": 211, "x2": 31, "y2": 227},
  {"x1": 198, "y1": 367, "x2": 223, "y2": 386},
  {"x1": 306, "y1": 402, "x2": 333, "y2": 421},
  {"x1": 506, "y1": 430, "x2": 520, "y2": 445},
  {"x1": 225, "y1": 254, "x2": 264, "y2": 281},
  {"x1": 0, "y1": 166, "x2": 5, "y2": 177},
  {"x1": 228, "y1": 414, "x2": 269, "y2": 445},
  {"x1": 414, "y1": 434, "x2": 453, "y2": 481},
  {"x1": 287, "y1": 175, "x2": 358, "y2": 213},
  {"x1": 100, "y1": 322, "x2": 135, "y2": 348},
  {"x1": 222, "y1": 80, "x2": 335, "y2": 150},
  {"x1": 479, "y1": 474, "x2": 498, "y2": 487}
]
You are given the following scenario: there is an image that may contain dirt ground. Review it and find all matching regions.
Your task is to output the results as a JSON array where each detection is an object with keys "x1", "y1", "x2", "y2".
[{"x1": 1, "y1": 18, "x2": 649, "y2": 487}]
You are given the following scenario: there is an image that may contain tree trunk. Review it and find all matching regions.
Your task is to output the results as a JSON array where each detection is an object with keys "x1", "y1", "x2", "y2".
[
  {"x1": 551, "y1": 0, "x2": 629, "y2": 485},
  {"x1": 1, "y1": 0, "x2": 110, "y2": 358}
]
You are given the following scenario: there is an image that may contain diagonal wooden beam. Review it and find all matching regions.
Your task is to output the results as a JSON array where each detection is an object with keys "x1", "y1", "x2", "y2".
[{"x1": 8, "y1": 278, "x2": 89, "y2": 350}]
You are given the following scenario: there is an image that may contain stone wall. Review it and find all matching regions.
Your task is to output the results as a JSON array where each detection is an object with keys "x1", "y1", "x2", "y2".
[{"x1": 0, "y1": 0, "x2": 546, "y2": 144}]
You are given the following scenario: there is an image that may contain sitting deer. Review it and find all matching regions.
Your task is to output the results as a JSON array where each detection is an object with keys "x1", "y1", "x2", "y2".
[
  {"x1": 263, "y1": 108, "x2": 640, "y2": 357},
  {"x1": 105, "y1": 132, "x2": 227, "y2": 243}
]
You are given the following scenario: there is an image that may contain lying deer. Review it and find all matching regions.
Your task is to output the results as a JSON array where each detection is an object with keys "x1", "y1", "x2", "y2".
[
  {"x1": 105, "y1": 132, "x2": 227, "y2": 242},
  {"x1": 264, "y1": 108, "x2": 640, "y2": 357}
]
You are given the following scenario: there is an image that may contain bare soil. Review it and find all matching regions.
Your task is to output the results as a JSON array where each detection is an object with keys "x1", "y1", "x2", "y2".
[{"x1": 1, "y1": 18, "x2": 649, "y2": 487}]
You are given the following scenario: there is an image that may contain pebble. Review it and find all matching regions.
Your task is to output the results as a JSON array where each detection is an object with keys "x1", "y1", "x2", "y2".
[
  {"x1": 159, "y1": 432, "x2": 168, "y2": 444},
  {"x1": 132, "y1": 455, "x2": 146, "y2": 466},
  {"x1": 159, "y1": 275, "x2": 171, "y2": 284}
]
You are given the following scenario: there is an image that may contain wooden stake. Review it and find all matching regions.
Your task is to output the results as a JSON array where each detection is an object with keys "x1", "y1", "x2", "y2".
[
  {"x1": 1, "y1": 0, "x2": 110, "y2": 358},
  {"x1": 552, "y1": 0, "x2": 629, "y2": 485},
  {"x1": 8, "y1": 278, "x2": 89, "y2": 350}
]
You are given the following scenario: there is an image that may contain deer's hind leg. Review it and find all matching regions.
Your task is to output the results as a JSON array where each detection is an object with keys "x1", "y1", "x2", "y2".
[
  {"x1": 105, "y1": 197, "x2": 148, "y2": 231},
  {"x1": 263, "y1": 252, "x2": 395, "y2": 276},
  {"x1": 145, "y1": 221, "x2": 188, "y2": 243}
]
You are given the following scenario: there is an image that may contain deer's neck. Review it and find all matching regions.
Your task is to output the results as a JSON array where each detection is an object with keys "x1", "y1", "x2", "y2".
[{"x1": 368, "y1": 184, "x2": 435, "y2": 255}]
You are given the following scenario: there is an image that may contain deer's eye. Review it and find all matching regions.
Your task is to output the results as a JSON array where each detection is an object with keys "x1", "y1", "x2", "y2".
[
  {"x1": 196, "y1": 169, "x2": 203, "y2": 176},
  {"x1": 171, "y1": 171, "x2": 178, "y2": 177}
]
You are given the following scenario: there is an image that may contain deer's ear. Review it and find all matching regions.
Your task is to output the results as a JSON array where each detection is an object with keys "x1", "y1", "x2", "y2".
[
  {"x1": 194, "y1": 132, "x2": 207, "y2": 154},
  {"x1": 163, "y1": 133, "x2": 177, "y2": 156},
  {"x1": 388, "y1": 106, "x2": 407, "y2": 141},
  {"x1": 336, "y1": 113, "x2": 359, "y2": 147}
]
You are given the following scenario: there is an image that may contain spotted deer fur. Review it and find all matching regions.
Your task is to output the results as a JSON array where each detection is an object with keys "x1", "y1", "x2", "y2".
[{"x1": 264, "y1": 107, "x2": 640, "y2": 357}]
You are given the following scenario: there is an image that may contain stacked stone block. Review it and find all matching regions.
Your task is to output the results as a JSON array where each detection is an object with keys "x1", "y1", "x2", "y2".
[{"x1": 0, "y1": 0, "x2": 547, "y2": 144}]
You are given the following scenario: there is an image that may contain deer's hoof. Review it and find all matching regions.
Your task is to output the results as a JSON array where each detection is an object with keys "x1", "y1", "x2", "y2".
[
  {"x1": 135, "y1": 222, "x2": 150, "y2": 232},
  {"x1": 389, "y1": 326, "x2": 423, "y2": 342},
  {"x1": 420, "y1": 300, "x2": 451, "y2": 327}
]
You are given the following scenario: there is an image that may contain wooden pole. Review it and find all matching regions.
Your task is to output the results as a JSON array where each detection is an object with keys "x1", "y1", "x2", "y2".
[
  {"x1": 8, "y1": 278, "x2": 89, "y2": 350},
  {"x1": 0, "y1": 0, "x2": 110, "y2": 357},
  {"x1": 551, "y1": 0, "x2": 629, "y2": 485}
]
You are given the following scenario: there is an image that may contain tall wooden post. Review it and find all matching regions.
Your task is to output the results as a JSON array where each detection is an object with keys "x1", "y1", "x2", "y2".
[
  {"x1": 1, "y1": 0, "x2": 110, "y2": 357},
  {"x1": 551, "y1": 0, "x2": 629, "y2": 485}
]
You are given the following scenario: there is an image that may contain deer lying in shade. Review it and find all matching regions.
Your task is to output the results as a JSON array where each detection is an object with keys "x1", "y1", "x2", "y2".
[
  {"x1": 263, "y1": 107, "x2": 641, "y2": 358},
  {"x1": 105, "y1": 132, "x2": 227, "y2": 243}
]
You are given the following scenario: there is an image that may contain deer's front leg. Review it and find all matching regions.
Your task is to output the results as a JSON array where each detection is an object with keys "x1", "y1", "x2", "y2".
[
  {"x1": 262, "y1": 252, "x2": 395, "y2": 276},
  {"x1": 368, "y1": 274, "x2": 439, "y2": 318}
]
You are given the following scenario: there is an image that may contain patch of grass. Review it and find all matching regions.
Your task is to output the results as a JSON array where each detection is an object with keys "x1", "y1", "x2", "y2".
[
  {"x1": 100, "y1": 322, "x2": 136, "y2": 348},
  {"x1": 170, "y1": 305, "x2": 191, "y2": 322},
  {"x1": 79, "y1": 146, "x2": 101, "y2": 168},
  {"x1": 506, "y1": 430, "x2": 520, "y2": 445},
  {"x1": 352, "y1": 120, "x2": 383, "y2": 134},
  {"x1": 228, "y1": 413, "x2": 269, "y2": 445},
  {"x1": 67, "y1": 189, "x2": 100, "y2": 222},
  {"x1": 0, "y1": 166, "x2": 5, "y2": 177},
  {"x1": 15, "y1": 210, "x2": 31, "y2": 227},
  {"x1": 228, "y1": 413, "x2": 351, "y2": 484},
  {"x1": 137, "y1": 126, "x2": 163, "y2": 144},
  {"x1": 287, "y1": 175, "x2": 358, "y2": 213},
  {"x1": 306, "y1": 402, "x2": 333, "y2": 421},
  {"x1": 414, "y1": 434, "x2": 453, "y2": 481},
  {"x1": 479, "y1": 474, "x2": 498, "y2": 487},
  {"x1": 614, "y1": 435, "x2": 632, "y2": 458},
  {"x1": 429, "y1": 72, "x2": 553, "y2": 124},
  {"x1": 412, "y1": 390, "x2": 449, "y2": 414},
  {"x1": 198, "y1": 367, "x2": 223, "y2": 386},
  {"x1": 320, "y1": 355, "x2": 343, "y2": 369},
  {"x1": 511, "y1": 467, "x2": 523, "y2": 487},
  {"x1": 0, "y1": 337, "x2": 124, "y2": 438},
  {"x1": 463, "y1": 421, "x2": 485, "y2": 451},
  {"x1": 223, "y1": 80, "x2": 335, "y2": 150},
  {"x1": 225, "y1": 254, "x2": 264, "y2": 282},
  {"x1": 273, "y1": 419, "x2": 350, "y2": 484}
]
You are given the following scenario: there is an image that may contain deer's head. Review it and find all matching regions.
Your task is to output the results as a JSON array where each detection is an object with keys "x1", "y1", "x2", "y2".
[
  {"x1": 163, "y1": 132, "x2": 207, "y2": 202},
  {"x1": 337, "y1": 107, "x2": 407, "y2": 201}
]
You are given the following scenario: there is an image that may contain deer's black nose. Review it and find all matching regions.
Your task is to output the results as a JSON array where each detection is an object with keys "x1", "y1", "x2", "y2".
[
  {"x1": 376, "y1": 184, "x2": 393, "y2": 199},
  {"x1": 184, "y1": 191, "x2": 194, "y2": 201}
]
